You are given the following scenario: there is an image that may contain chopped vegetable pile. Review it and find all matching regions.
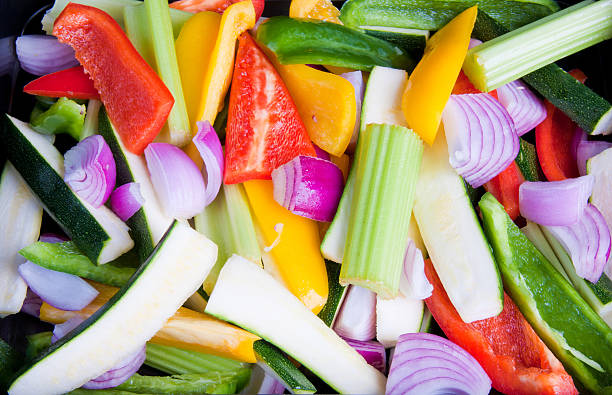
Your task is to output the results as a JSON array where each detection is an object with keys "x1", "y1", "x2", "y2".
[{"x1": 1, "y1": 0, "x2": 612, "y2": 394}]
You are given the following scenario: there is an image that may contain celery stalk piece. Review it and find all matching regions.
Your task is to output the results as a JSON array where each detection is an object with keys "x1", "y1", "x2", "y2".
[
  {"x1": 80, "y1": 100, "x2": 101, "y2": 140},
  {"x1": 144, "y1": 0, "x2": 191, "y2": 147},
  {"x1": 340, "y1": 124, "x2": 423, "y2": 298},
  {"x1": 195, "y1": 184, "x2": 261, "y2": 294},
  {"x1": 144, "y1": 343, "x2": 249, "y2": 375},
  {"x1": 19, "y1": 241, "x2": 136, "y2": 287},
  {"x1": 463, "y1": 0, "x2": 612, "y2": 92},
  {"x1": 31, "y1": 97, "x2": 86, "y2": 140},
  {"x1": 124, "y1": 5, "x2": 155, "y2": 67},
  {"x1": 42, "y1": 0, "x2": 191, "y2": 37}
]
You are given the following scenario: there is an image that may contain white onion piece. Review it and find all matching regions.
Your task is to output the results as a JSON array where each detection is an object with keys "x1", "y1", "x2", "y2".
[
  {"x1": 442, "y1": 93, "x2": 519, "y2": 188},
  {"x1": 18, "y1": 261, "x2": 98, "y2": 311},
  {"x1": 15, "y1": 35, "x2": 78, "y2": 76},
  {"x1": 386, "y1": 333, "x2": 491, "y2": 395},
  {"x1": 519, "y1": 175, "x2": 594, "y2": 226},
  {"x1": 399, "y1": 239, "x2": 432, "y2": 300},
  {"x1": 340, "y1": 70, "x2": 365, "y2": 153},
  {"x1": 497, "y1": 80, "x2": 546, "y2": 136},
  {"x1": 144, "y1": 142, "x2": 207, "y2": 220},
  {"x1": 333, "y1": 285, "x2": 376, "y2": 341},
  {"x1": 64, "y1": 135, "x2": 116, "y2": 208}
]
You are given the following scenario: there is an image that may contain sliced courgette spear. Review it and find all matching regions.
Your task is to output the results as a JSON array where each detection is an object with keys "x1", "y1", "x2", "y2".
[
  {"x1": 9, "y1": 220, "x2": 218, "y2": 395},
  {"x1": 1, "y1": 114, "x2": 133, "y2": 264}
]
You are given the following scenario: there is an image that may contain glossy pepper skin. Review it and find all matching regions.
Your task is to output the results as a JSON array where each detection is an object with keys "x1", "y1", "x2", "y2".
[
  {"x1": 424, "y1": 259, "x2": 577, "y2": 395},
  {"x1": 256, "y1": 16, "x2": 414, "y2": 72},
  {"x1": 53, "y1": 3, "x2": 174, "y2": 155},
  {"x1": 23, "y1": 66, "x2": 100, "y2": 100}
]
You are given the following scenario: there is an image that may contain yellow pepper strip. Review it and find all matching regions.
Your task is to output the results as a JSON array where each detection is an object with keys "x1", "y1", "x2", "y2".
[
  {"x1": 401, "y1": 6, "x2": 477, "y2": 145},
  {"x1": 40, "y1": 282, "x2": 260, "y2": 363},
  {"x1": 195, "y1": 0, "x2": 255, "y2": 127},
  {"x1": 331, "y1": 153, "x2": 350, "y2": 182},
  {"x1": 271, "y1": 62, "x2": 356, "y2": 156},
  {"x1": 176, "y1": 11, "x2": 221, "y2": 127},
  {"x1": 289, "y1": 0, "x2": 342, "y2": 23},
  {"x1": 244, "y1": 180, "x2": 328, "y2": 314}
]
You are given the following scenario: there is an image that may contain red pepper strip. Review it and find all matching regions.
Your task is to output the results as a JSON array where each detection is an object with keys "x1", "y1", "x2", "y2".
[
  {"x1": 452, "y1": 70, "x2": 498, "y2": 99},
  {"x1": 224, "y1": 33, "x2": 315, "y2": 184},
  {"x1": 483, "y1": 161, "x2": 525, "y2": 221},
  {"x1": 53, "y1": 4, "x2": 174, "y2": 155},
  {"x1": 424, "y1": 259, "x2": 577, "y2": 395},
  {"x1": 535, "y1": 69, "x2": 586, "y2": 181},
  {"x1": 170, "y1": 0, "x2": 265, "y2": 20},
  {"x1": 23, "y1": 66, "x2": 100, "y2": 100}
]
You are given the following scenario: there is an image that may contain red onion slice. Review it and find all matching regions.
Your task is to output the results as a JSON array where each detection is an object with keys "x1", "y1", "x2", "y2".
[
  {"x1": 386, "y1": 333, "x2": 491, "y2": 395},
  {"x1": 343, "y1": 337, "x2": 386, "y2": 373},
  {"x1": 314, "y1": 144, "x2": 331, "y2": 161},
  {"x1": 52, "y1": 316, "x2": 85, "y2": 343},
  {"x1": 64, "y1": 135, "x2": 116, "y2": 208},
  {"x1": 109, "y1": 182, "x2": 144, "y2": 222},
  {"x1": 497, "y1": 80, "x2": 546, "y2": 136},
  {"x1": 399, "y1": 239, "x2": 432, "y2": 300},
  {"x1": 20, "y1": 289, "x2": 42, "y2": 317},
  {"x1": 545, "y1": 204, "x2": 611, "y2": 283},
  {"x1": 271, "y1": 155, "x2": 344, "y2": 222},
  {"x1": 192, "y1": 121, "x2": 224, "y2": 206},
  {"x1": 442, "y1": 93, "x2": 519, "y2": 188},
  {"x1": 18, "y1": 261, "x2": 99, "y2": 311},
  {"x1": 333, "y1": 285, "x2": 376, "y2": 341},
  {"x1": 257, "y1": 373, "x2": 286, "y2": 394},
  {"x1": 577, "y1": 140, "x2": 612, "y2": 176},
  {"x1": 145, "y1": 142, "x2": 207, "y2": 220},
  {"x1": 340, "y1": 70, "x2": 365, "y2": 153},
  {"x1": 519, "y1": 175, "x2": 594, "y2": 226},
  {"x1": 15, "y1": 35, "x2": 78, "y2": 76},
  {"x1": 82, "y1": 345, "x2": 146, "y2": 390}
]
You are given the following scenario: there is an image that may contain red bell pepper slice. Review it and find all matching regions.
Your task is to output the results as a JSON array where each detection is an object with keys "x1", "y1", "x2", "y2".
[
  {"x1": 452, "y1": 70, "x2": 498, "y2": 99},
  {"x1": 170, "y1": 0, "x2": 265, "y2": 21},
  {"x1": 23, "y1": 66, "x2": 100, "y2": 100},
  {"x1": 53, "y1": 4, "x2": 174, "y2": 155},
  {"x1": 535, "y1": 69, "x2": 586, "y2": 181},
  {"x1": 424, "y1": 259, "x2": 577, "y2": 395},
  {"x1": 483, "y1": 161, "x2": 525, "y2": 221},
  {"x1": 224, "y1": 33, "x2": 315, "y2": 184}
]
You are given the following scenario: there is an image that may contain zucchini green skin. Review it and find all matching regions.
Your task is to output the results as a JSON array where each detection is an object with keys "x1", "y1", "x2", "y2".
[
  {"x1": 1, "y1": 338, "x2": 21, "y2": 392},
  {"x1": 19, "y1": 241, "x2": 135, "y2": 287},
  {"x1": 1, "y1": 114, "x2": 110, "y2": 264},
  {"x1": 479, "y1": 192, "x2": 612, "y2": 393},
  {"x1": 253, "y1": 341, "x2": 316, "y2": 394},
  {"x1": 339, "y1": 0, "x2": 558, "y2": 31},
  {"x1": 515, "y1": 139, "x2": 544, "y2": 182},
  {"x1": 317, "y1": 261, "x2": 347, "y2": 327},
  {"x1": 98, "y1": 110, "x2": 154, "y2": 264},
  {"x1": 472, "y1": 10, "x2": 612, "y2": 136},
  {"x1": 256, "y1": 17, "x2": 414, "y2": 72},
  {"x1": 361, "y1": 27, "x2": 427, "y2": 57}
]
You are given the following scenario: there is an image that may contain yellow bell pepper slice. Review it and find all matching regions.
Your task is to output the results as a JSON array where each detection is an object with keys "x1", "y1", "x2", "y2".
[
  {"x1": 195, "y1": 0, "x2": 255, "y2": 127},
  {"x1": 244, "y1": 180, "x2": 328, "y2": 314},
  {"x1": 271, "y1": 61, "x2": 356, "y2": 156},
  {"x1": 289, "y1": 0, "x2": 341, "y2": 23},
  {"x1": 176, "y1": 11, "x2": 221, "y2": 126},
  {"x1": 401, "y1": 6, "x2": 477, "y2": 145},
  {"x1": 40, "y1": 281, "x2": 260, "y2": 363}
]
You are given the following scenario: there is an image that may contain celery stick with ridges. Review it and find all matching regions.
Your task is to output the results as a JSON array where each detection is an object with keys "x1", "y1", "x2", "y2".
[
  {"x1": 144, "y1": 0, "x2": 191, "y2": 146},
  {"x1": 340, "y1": 123, "x2": 423, "y2": 298}
]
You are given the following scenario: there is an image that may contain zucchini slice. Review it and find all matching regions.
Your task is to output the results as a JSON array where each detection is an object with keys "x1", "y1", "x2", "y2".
[
  {"x1": 0, "y1": 162, "x2": 42, "y2": 316},
  {"x1": 205, "y1": 255, "x2": 386, "y2": 394},
  {"x1": 98, "y1": 110, "x2": 173, "y2": 263},
  {"x1": 9, "y1": 221, "x2": 218, "y2": 395},
  {"x1": 413, "y1": 130, "x2": 503, "y2": 323},
  {"x1": 253, "y1": 340, "x2": 316, "y2": 394},
  {"x1": 1, "y1": 114, "x2": 133, "y2": 264}
]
